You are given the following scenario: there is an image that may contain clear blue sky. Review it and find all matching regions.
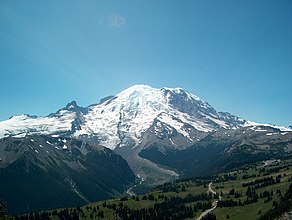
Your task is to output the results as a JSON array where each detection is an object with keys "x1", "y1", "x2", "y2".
[{"x1": 0, "y1": 0, "x2": 291, "y2": 126}]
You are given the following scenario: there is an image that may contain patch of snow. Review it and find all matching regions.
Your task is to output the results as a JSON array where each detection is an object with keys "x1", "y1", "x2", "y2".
[
  {"x1": 266, "y1": 133, "x2": 279, "y2": 136},
  {"x1": 263, "y1": 159, "x2": 281, "y2": 167},
  {"x1": 281, "y1": 132, "x2": 289, "y2": 135},
  {"x1": 244, "y1": 121, "x2": 292, "y2": 132},
  {"x1": 203, "y1": 114, "x2": 228, "y2": 128},
  {"x1": 169, "y1": 138, "x2": 178, "y2": 147},
  {"x1": 62, "y1": 146, "x2": 68, "y2": 150},
  {"x1": 13, "y1": 133, "x2": 27, "y2": 138},
  {"x1": 158, "y1": 113, "x2": 192, "y2": 141}
]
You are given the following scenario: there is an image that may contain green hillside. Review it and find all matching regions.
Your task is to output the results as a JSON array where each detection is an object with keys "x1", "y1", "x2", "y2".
[{"x1": 10, "y1": 158, "x2": 292, "y2": 220}]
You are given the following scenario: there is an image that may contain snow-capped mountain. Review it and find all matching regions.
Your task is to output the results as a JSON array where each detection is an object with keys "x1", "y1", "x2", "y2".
[
  {"x1": 75, "y1": 85, "x2": 248, "y2": 149},
  {"x1": 0, "y1": 85, "x2": 231, "y2": 147},
  {"x1": 1, "y1": 84, "x2": 292, "y2": 187},
  {"x1": 0, "y1": 85, "x2": 290, "y2": 150}
]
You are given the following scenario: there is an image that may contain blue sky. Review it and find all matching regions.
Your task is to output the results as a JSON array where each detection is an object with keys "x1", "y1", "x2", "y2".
[{"x1": 0, "y1": 0, "x2": 291, "y2": 126}]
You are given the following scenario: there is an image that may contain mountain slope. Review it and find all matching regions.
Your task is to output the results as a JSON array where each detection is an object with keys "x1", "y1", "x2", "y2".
[
  {"x1": 0, "y1": 135, "x2": 135, "y2": 214},
  {"x1": 0, "y1": 85, "x2": 291, "y2": 187},
  {"x1": 139, "y1": 126, "x2": 292, "y2": 177}
]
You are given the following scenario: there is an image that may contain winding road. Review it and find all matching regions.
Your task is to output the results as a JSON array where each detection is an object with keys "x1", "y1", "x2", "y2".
[{"x1": 197, "y1": 182, "x2": 221, "y2": 220}]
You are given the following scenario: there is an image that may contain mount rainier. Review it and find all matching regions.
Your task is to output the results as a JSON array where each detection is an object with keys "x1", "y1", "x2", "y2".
[
  {"x1": 0, "y1": 85, "x2": 291, "y2": 185},
  {"x1": 0, "y1": 84, "x2": 276, "y2": 146}
]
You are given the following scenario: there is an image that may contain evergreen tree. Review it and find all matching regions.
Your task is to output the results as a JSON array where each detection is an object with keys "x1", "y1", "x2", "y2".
[{"x1": 0, "y1": 200, "x2": 6, "y2": 220}]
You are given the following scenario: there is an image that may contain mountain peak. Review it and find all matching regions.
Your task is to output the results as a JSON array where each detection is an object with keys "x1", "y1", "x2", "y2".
[
  {"x1": 117, "y1": 85, "x2": 204, "y2": 106},
  {"x1": 125, "y1": 84, "x2": 153, "y2": 90},
  {"x1": 116, "y1": 84, "x2": 159, "y2": 98},
  {"x1": 161, "y1": 87, "x2": 202, "y2": 102},
  {"x1": 60, "y1": 100, "x2": 86, "y2": 115},
  {"x1": 122, "y1": 85, "x2": 197, "y2": 97},
  {"x1": 65, "y1": 101, "x2": 78, "y2": 110}
]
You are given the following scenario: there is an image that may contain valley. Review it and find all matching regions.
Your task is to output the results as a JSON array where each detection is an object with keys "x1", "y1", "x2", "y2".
[
  {"x1": 12, "y1": 158, "x2": 292, "y2": 220},
  {"x1": 115, "y1": 142, "x2": 179, "y2": 193}
]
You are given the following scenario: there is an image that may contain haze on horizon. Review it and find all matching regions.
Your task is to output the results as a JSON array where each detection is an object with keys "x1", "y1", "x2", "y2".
[{"x1": 0, "y1": 0, "x2": 291, "y2": 126}]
